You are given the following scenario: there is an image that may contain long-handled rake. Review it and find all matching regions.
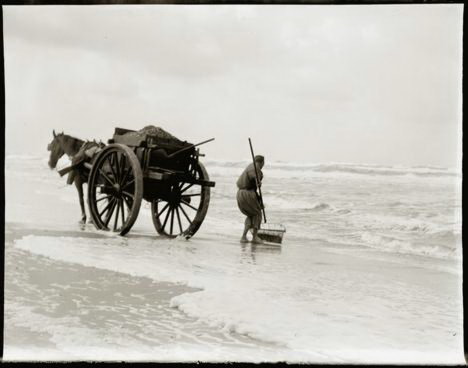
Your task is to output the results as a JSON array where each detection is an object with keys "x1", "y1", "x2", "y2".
[{"x1": 249, "y1": 138, "x2": 286, "y2": 244}]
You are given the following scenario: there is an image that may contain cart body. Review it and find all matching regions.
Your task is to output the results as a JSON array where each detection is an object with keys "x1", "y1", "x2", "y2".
[{"x1": 87, "y1": 127, "x2": 215, "y2": 238}]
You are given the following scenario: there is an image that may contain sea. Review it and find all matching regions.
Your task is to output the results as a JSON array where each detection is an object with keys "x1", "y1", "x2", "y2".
[
  {"x1": 206, "y1": 158, "x2": 462, "y2": 260},
  {"x1": 3, "y1": 155, "x2": 463, "y2": 363}
]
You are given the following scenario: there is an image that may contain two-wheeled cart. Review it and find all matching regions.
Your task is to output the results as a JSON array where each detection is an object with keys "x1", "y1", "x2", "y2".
[{"x1": 87, "y1": 127, "x2": 215, "y2": 238}]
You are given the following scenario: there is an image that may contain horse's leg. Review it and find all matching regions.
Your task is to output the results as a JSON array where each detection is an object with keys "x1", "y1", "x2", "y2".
[
  {"x1": 85, "y1": 181, "x2": 94, "y2": 224},
  {"x1": 74, "y1": 172, "x2": 87, "y2": 224}
]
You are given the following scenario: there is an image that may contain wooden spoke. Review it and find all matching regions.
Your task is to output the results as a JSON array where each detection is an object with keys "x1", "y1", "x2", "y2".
[
  {"x1": 122, "y1": 179, "x2": 135, "y2": 190},
  {"x1": 180, "y1": 183, "x2": 194, "y2": 194},
  {"x1": 176, "y1": 207, "x2": 183, "y2": 234},
  {"x1": 120, "y1": 199, "x2": 125, "y2": 226},
  {"x1": 108, "y1": 153, "x2": 115, "y2": 174},
  {"x1": 99, "y1": 169, "x2": 115, "y2": 186},
  {"x1": 119, "y1": 166, "x2": 130, "y2": 187},
  {"x1": 121, "y1": 195, "x2": 134, "y2": 212},
  {"x1": 179, "y1": 204, "x2": 193, "y2": 225},
  {"x1": 104, "y1": 199, "x2": 117, "y2": 227},
  {"x1": 115, "y1": 152, "x2": 123, "y2": 181},
  {"x1": 122, "y1": 191, "x2": 135, "y2": 200},
  {"x1": 181, "y1": 199, "x2": 198, "y2": 211},
  {"x1": 162, "y1": 206, "x2": 171, "y2": 230},
  {"x1": 114, "y1": 200, "x2": 120, "y2": 231},
  {"x1": 170, "y1": 208, "x2": 175, "y2": 235},
  {"x1": 96, "y1": 194, "x2": 112, "y2": 203},
  {"x1": 118, "y1": 153, "x2": 125, "y2": 174},
  {"x1": 122, "y1": 195, "x2": 132, "y2": 211},
  {"x1": 181, "y1": 193, "x2": 201, "y2": 197},
  {"x1": 157, "y1": 202, "x2": 170, "y2": 217},
  {"x1": 111, "y1": 153, "x2": 118, "y2": 180},
  {"x1": 107, "y1": 154, "x2": 118, "y2": 182},
  {"x1": 99, "y1": 198, "x2": 115, "y2": 217},
  {"x1": 117, "y1": 153, "x2": 126, "y2": 181}
]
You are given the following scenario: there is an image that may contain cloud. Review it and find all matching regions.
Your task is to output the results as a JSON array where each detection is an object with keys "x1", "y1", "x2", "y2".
[{"x1": 3, "y1": 4, "x2": 463, "y2": 167}]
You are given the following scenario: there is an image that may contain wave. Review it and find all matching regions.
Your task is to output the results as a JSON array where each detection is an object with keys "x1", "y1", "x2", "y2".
[
  {"x1": 7, "y1": 155, "x2": 459, "y2": 179},
  {"x1": 203, "y1": 160, "x2": 460, "y2": 179},
  {"x1": 11, "y1": 235, "x2": 331, "y2": 355},
  {"x1": 13, "y1": 233, "x2": 462, "y2": 362},
  {"x1": 309, "y1": 202, "x2": 330, "y2": 211},
  {"x1": 302, "y1": 163, "x2": 458, "y2": 178},
  {"x1": 359, "y1": 232, "x2": 460, "y2": 259},
  {"x1": 351, "y1": 212, "x2": 460, "y2": 235}
]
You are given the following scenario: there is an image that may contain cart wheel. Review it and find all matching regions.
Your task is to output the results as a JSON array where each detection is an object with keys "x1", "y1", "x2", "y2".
[
  {"x1": 151, "y1": 161, "x2": 211, "y2": 239},
  {"x1": 88, "y1": 144, "x2": 143, "y2": 235}
]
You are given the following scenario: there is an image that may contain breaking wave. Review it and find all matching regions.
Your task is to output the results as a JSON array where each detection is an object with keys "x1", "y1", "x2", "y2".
[
  {"x1": 359, "y1": 232, "x2": 460, "y2": 259},
  {"x1": 6, "y1": 155, "x2": 459, "y2": 179},
  {"x1": 203, "y1": 160, "x2": 460, "y2": 179}
]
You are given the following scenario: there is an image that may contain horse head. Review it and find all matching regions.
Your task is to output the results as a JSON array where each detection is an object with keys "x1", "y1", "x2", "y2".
[{"x1": 47, "y1": 130, "x2": 65, "y2": 169}]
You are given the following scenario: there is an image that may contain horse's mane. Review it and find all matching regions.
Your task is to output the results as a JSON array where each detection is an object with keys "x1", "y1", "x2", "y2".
[
  {"x1": 55, "y1": 133, "x2": 86, "y2": 156},
  {"x1": 62, "y1": 133, "x2": 84, "y2": 144}
]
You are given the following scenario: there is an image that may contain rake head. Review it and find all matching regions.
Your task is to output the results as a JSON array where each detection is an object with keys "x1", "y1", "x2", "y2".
[{"x1": 257, "y1": 223, "x2": 286, "y2": 244}]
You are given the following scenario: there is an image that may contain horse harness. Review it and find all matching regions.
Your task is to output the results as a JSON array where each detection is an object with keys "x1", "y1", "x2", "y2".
[{"x1": 63, "y1": 141, "x2": 104, "y2": 185}]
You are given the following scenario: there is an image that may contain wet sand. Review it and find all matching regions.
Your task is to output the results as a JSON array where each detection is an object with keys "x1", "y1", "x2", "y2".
[
  {"x1": 5, "y1": 221, "x2": 463, "y2": 363},
  {"x1": 4, "y1": 223, "x2": 290, "y2": 362}
]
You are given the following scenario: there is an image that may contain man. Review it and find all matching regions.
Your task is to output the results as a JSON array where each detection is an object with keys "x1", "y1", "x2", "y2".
[{"x1": 236, "y1": 155, "x2": 265, "y2": 244}]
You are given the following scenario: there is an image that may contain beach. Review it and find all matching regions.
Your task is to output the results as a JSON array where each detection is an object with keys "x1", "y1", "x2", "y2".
[{"x1": 3, "y1": 155, "x2": 464, "y2": 363}]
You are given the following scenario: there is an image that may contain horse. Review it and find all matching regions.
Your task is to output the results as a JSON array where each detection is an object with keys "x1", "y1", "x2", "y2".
[{"x1": 47, "y1": 130, "x2": 104, "y2": 224}]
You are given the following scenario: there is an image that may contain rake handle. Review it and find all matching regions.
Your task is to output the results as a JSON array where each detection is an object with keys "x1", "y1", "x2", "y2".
[{"x1": 248, "y1": 138, "x2": 267, "y2": 223}]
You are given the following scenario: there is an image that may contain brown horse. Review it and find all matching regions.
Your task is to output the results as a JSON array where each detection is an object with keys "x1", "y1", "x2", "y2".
[{"x1": 47, "y1": 130, "x2": 104, "y2": 224}]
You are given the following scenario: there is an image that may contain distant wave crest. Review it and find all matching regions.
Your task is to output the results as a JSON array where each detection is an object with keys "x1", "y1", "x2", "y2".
[
  {"x1": 360, "y1": 232, "x2": 459, "y2": 259},
  {"x1": 203, "y1": 160, "x2": 459, "y2": 178},
  {"x1": 7, "y1": 155, "x2": 459, "y2": 178}
]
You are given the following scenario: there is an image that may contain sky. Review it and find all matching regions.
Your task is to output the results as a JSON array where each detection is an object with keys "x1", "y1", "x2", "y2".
[{"x1": 3, "y1": 4, "x2": 463, "y2": 167}]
